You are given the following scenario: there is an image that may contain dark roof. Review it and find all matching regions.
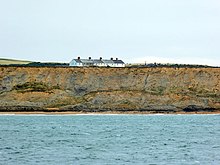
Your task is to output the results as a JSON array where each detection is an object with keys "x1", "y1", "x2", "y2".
[
  {"x1": 102, "y1": 60, "x2": 114, "y2": 64},
  {"x1": 93, "y1": 59, "x2": 104, "y2": 63},
  {"x1": 72, "y1": 58, "x2": 125, "y2": 64},
  {"x1": 113, "y1": 60, "x2": 124, "y2": 64},
  {"x1": 80, "y1": 59, "x2": 94, "y2": 64},
  {"x1": 74, "y1": 59, "x2": 82, "y2": 63}
]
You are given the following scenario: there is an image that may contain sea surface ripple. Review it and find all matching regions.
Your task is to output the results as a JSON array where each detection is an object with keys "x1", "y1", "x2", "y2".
[{"x1": 0, "y1": 114, "x2": 220, "y2": 164}]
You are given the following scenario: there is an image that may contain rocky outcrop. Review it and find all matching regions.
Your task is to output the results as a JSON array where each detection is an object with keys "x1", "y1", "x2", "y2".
[
  {"x1": 182, "y1": 105, "x2": 215, "y2": 112},
  {"x1": 0, "y1": 66, "x2": 219, "y2": 112},
  {"x1": 0, "y1": 106, "x2": 45, "y2": 112}
]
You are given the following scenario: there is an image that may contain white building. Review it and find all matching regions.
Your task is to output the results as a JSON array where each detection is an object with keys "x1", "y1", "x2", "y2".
[{"x1": 69, "y1": 57, "x2": 125, "y2": 67}]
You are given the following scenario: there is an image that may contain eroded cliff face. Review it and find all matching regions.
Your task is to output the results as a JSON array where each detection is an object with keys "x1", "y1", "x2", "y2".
[{"x1": 0, "y1": 67, "x2": 219, "y2": 112}]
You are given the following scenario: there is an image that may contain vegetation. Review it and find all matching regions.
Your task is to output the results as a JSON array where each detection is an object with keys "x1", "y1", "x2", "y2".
[
  {"x1": 1, "y1": 58, "x2": 219, "y2": 68},
  {"x1": 0, "y1": 58, "x2": 68, "y2": 67},
  {"x1": 126, "y1": 63, "x2": 219, "y2": 68},
  {"x1": 24, "y1": 62, "x2": 69, "y2": 67},
  {"x1": 13, "y1": 82, "x2": 60, "y2": 93},
  {"x1": 0, "y1": 62, "x2": 69, "y2": 67},
  {"x1": 0, "y1": 58, "x2": 32, "y2": 65},
  {"x1": 46, "y1": 97, "x2": 84, "y2": 108}
]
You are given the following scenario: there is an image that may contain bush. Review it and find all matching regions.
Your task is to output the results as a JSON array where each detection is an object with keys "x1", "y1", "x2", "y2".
[{"x1": 13, "y1": 82, "x2": 60, "y2": 92}]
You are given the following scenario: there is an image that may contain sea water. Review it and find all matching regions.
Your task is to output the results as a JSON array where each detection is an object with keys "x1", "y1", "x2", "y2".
[{"x1": 0, "y1": 114, "x2": 220, "y2": 165}]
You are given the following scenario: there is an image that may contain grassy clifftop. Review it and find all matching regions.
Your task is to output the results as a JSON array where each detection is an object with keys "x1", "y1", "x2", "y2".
[{"x1": 0, "y1": 58, "x2": 32, "y2": 65}]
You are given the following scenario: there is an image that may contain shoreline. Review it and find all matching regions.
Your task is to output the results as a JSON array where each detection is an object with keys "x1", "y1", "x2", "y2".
[{"x1": 0, "y1": 111, "x2": 220, "y2": 115}]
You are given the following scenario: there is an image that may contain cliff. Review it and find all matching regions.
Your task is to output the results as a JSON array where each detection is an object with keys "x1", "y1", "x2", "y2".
[{"x1": 0, "y1": 67, "x2": 220, "y2": 113}]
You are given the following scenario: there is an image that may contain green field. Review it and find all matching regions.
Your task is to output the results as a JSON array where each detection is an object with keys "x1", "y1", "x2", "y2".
[{"x1": 0, "y1": 58, "x2": 32, "y2": 65}]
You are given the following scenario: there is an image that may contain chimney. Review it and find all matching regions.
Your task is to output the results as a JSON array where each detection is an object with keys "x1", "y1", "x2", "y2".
[
  {"x1": 100, "y1": 57, "x2": 102, "y2": 60},
  {"x1": 110, "y1": 57, "x2": 113, "y2": 60},
  {"x1": 116, "y1": 58, "x2": 118, "y2": 61},
  {"x1": 89, "y1": 57, "x2": 91, "y2": 60},
  {"x1": 78, "y1": 57, "x2": 80, "y2": 60}
]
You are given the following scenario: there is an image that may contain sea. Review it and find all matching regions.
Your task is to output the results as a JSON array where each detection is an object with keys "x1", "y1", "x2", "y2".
[{"x1": 0, "y1": 114, "x2": 220, "y2": 165}]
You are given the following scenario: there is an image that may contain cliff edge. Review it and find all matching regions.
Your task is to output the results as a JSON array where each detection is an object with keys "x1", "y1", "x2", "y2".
[{"x1": 0, "y1": 67, "x2": 219, "y2": 113}]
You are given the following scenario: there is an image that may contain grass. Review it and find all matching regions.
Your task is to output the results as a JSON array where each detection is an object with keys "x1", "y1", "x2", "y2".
[
  {"x1": 0, "y1": 58, "x2": 32, "y2": 65},
  {"x1": 13, "y1": 82, "x2": 60, "y2": 93}
]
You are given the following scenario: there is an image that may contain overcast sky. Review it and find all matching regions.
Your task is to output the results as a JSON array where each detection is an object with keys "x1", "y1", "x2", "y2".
[{"x1": 0, "y1": 0, "x2": 220, "y2": 66}]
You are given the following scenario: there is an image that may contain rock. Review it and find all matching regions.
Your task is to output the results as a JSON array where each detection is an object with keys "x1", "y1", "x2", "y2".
[
  {"x1": 0, "y1": 66, "x2": 219, "y2": 112},
  {"x1": 183, "y1": 105, "x2": 216, "y2": 112},
  {"x1": 60, "y1": 104, "x2": 89, "y2": 112},
  {"x1": 0, "y1": 106, "x2": 45, "y2": 112}
]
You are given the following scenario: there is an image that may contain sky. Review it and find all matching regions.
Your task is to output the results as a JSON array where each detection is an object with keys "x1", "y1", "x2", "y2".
[{"x1": 0, "y1": 0, "x2": 220, "y2": 66}]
